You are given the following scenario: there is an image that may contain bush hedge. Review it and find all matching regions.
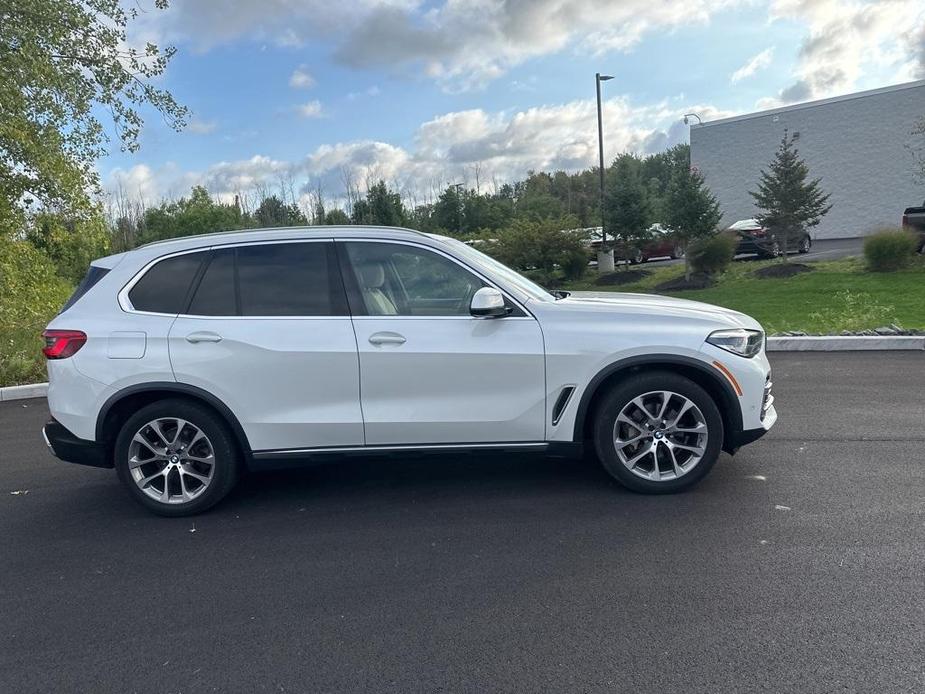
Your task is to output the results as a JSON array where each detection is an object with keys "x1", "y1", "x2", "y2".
[
  {"x1": 863, "y1": 228, "x2": 918, "y2": 272},
  {"x1": 688, "y1": 232, "x2": 737, "y2": 276},
  {"x1": 0, "y1": 237, "x2": 73, "y2": 387},
  {"x1": 484, "y1": 218, "x2": 587, "y2": 283}
]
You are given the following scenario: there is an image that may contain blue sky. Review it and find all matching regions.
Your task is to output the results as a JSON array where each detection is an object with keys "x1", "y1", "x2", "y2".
[{"x1": 104, "y1": 0, "x2": 925, "y2": 208}]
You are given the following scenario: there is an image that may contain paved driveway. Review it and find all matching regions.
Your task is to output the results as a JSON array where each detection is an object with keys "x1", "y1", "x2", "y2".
[{"x1": 1, "y1": 352, "x2": 922, "y2": 692}]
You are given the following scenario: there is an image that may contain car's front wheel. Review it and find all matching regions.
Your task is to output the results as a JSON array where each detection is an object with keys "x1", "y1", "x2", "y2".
[
  {"x1": 798, "y1": 235, "x2": 811, "y2": 253},
  {"x1": 593, "y1": 372, "x2": 724, "y2": 493},
  {"x1": 114, "y1": 399, "x2": 239, "y2": 516}
]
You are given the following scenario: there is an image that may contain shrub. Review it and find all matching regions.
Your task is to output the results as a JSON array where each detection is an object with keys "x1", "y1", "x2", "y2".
[
  {"x1": 559, "y1": 247, "x2": 589, "y2": 281},
  {"x1": 25, "y1": 212, "x2": 111, "y2": 283},
  {"x1": 688, "y1": 232, "x2": 736, "y2": 276},
  {"x1": 863, "y1": 228, "x2": 918, "y2": 272},
  {"x1": 0, "y1": 237, "x2": 73, "y2": 386},
  {"x1": 486, "y1": 218, "x2": 586, "y2": 283}
]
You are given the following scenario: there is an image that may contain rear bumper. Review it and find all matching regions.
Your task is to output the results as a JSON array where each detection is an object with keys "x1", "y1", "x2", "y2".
[
  {"x1": 43, "y1": 419, "x2": 111, "y2": 469},
  {"x1": 735, "y1": 238, "x2": 766, "y2": 255}
]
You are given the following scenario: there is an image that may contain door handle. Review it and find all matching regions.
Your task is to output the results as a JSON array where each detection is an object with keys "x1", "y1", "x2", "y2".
[
  {"x1": 368, "y1": 332, "x2": 406, "y2": 346},
  {"x1": 185, "y1": 331, "x2": 223, "y2": 344}
]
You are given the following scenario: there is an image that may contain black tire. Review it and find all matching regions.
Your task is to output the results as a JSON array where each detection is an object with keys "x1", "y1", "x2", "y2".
[
  {"x1": 592, "y1": 371, "x2": 724, "y2": 494},
  {"x1": 798, "y1": 236, "x2": 811, "y2": 253},
  {"x1": 759, "y1": 240, "x2": 781, "y2": 259},
  {"x1": 671, "y1": 244, "x2": 685, "y2": 260},
  {"x1": 114, "y1": 399, "x2": 240, "y2": 516},
  {"x1": 629, "y1": 250, "x2": 643, "y2": 265}
]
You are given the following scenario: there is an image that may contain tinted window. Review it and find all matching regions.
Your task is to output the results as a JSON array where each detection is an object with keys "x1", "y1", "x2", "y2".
[
  {"x1": 129, "y1": 252, "x2": 206, "y2": 314},
  {"x1": 60, "y1": 265, "x2": 109, "y2": 313},
  {"x1": 237, "y1": 243, "x2": 340, "y2": 316},
  {"x1": 344, "y1": 242, "x2": 483, "y2": 316},
  {"x1": 188, "y1": 249, "x2": 235, "y2": 316}
]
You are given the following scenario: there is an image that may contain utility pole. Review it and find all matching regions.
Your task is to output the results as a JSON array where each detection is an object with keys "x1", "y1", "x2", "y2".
[
  {"x1": 452, "y1": 182, "x2": 464, "y2": 235},
  {"x1": 596, "y1": 72, "x2": 615, "y2": 273}
]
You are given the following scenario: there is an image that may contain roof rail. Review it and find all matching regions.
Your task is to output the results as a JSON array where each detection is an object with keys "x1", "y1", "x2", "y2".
[{"x1": 135, "y1": 225, "x2": 430, "y2": 250}]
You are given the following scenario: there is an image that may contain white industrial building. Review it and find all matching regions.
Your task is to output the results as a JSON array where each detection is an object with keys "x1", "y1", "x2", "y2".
[{"x1": 690, "y1": 80, "x2": 925, "y2": 240}]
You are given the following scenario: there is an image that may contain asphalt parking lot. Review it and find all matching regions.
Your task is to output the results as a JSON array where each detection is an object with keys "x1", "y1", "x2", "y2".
[
  {"x1": 639, "y1": 237, "x2": 863, "y2": 267},
  {"x1": 1, "y1": 352, "x2": 922, "y2": 693}
]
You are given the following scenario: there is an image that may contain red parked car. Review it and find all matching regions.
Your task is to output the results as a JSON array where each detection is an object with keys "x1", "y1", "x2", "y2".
[
  {"x1": 614, "y1": 225, "x2": 685, "y2": 264},
  {"x1": 587, "y1": 225, "x2": 685, "y2": 264}
]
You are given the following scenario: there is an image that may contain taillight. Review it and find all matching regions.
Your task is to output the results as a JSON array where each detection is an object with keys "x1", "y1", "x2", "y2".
[
  {"x1": 42, "y1": 330, "x2": 87, "y2": 359},
  {"x1": 902, "y1": 214, "x2": 910, "y2": 229}
]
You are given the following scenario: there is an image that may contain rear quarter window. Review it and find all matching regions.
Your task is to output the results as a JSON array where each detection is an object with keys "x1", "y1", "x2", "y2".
[
  {"x1": 60, "y1": 265, "x2": 110, "y2": 313},
  {"x1": 128, "y1": 252, "x2": 207, "y2": 314}
]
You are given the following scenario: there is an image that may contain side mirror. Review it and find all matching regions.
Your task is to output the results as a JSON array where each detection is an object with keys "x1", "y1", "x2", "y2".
[{"x1": 470, "y1": 287, "x2": 509, "y2": 318}]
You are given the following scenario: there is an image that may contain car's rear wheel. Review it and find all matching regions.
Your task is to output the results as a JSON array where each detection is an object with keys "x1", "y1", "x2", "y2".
[
  {"x1": 629, "y1": 250, "x2": 644, "y2": 265},
  {"x1": 593, "y1": 372, "x2": 724, "y2": 493},
  {"x1": 798, "y1": 235, "x2": 811, "y2": 253},
  {"x1": 759, "y1": 240, "x2": 781, "y2": 259},
  {"x1": 114, "y1": 399, "x2": 239, "y2": 516},
  {"x1": 671, "y1": 244, "x2": 685, "y2": 260}
]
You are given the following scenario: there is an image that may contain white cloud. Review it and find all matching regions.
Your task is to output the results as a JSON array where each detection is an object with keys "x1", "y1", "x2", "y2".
[
  {"x1": 762, "y1": 0, "x2": 925, "y2": 108},
  {"x1": 104, "y1": 96, "x2": 737, "y2": 206},
  {"x1": 136, "y1": 0, "x2": 746, "y2": 91},
  {"x1": 186, "y1": 117, "x2": 217, "y2": 134},
  {"x1": 289, "y1": 66, "x2": 316, "y2": 89},
  {"x1": 731, "y1": 48, "x2": 775, "y2": 84},
  {"x1": 347, "y1": 85, "x2": 381, "y2": 100},
  {"x1": 332, "y1": 0, "x2": 746, "y2": 90},
  {"x1": 297, "y1": 100, "x2": 324, "y2": 118}
]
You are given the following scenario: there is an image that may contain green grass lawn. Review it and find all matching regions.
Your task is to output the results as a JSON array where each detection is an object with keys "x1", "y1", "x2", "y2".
[{"x1": 562, "y1": 256, "x2": 925, "y2": 334}]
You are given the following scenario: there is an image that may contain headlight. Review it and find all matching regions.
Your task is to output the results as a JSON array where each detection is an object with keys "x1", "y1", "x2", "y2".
[{"x1": 706, "y1": 328, "x2": 764, "y2": 358}]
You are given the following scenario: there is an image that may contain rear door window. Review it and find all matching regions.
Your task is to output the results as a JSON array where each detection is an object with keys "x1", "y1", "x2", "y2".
[
  {"x1": 236, "y1": 243, "x2": 342, "y2": 316},
  {"x1": 184, "y1": 242, "x2": 346, "y2": 317}
]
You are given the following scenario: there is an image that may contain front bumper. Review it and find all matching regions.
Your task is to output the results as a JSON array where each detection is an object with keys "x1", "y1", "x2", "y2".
[{"x1": 43, "y1": 419, "x2": 111, "y2": 468}]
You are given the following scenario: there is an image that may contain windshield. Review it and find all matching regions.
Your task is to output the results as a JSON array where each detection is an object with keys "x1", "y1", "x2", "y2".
[{"x1": 436, "y1": 236, "x2": 555, "y2": 302}]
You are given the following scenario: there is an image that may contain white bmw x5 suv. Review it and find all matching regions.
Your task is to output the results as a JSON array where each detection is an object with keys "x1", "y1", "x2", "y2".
[{"x1": 42, "y1": 226, "x2": 776, "y2": 515}]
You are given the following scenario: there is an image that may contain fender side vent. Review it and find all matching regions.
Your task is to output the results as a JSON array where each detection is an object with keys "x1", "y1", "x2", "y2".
[{"x1": 552, "y1": 386, "x2": 576, "y2": 426}]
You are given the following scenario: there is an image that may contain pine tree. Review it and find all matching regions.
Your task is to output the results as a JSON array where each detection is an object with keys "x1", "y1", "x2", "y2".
[
  {"x1": 664, "y1": 167, "x2": 722, "y2": 281},
  {"x1": 750, "y1": 133, "x2": 832, "y2": 262},
  {"x1": 605, "y1": 154, "x2": 651, "y2": 269}
]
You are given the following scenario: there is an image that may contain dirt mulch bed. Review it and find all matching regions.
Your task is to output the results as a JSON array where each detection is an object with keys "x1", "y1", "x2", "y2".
[
  {"x1": 752, "y1": 263, "x2": 815, "y2": 279},
  {"x1": 594, "y1": 269, "x2": 652, "y2": 286},
  {"x1": 654, "y1": 273, "x2": 715, "y2": 291}
]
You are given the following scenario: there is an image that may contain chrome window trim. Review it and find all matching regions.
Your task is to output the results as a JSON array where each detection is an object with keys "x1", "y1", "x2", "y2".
[{"x1": 118, "y1": 235, "x2": 535, "y2": 321}]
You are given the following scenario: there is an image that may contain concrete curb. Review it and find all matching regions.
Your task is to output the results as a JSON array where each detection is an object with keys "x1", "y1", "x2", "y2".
[
  {"x1": 766, "y1": 336, "x2": 925, "y2": 351},
  {"x1": 0, "y1": 335, "x2": 921, "y2": 401},
  {"x1": 0, "y1": 382, "x2": 48, "y2": 402}
]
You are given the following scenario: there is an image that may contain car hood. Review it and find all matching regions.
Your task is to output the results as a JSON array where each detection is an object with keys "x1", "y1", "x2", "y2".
[{"x1": 548, "y1": 292, "x2": 761, "y2": 330}]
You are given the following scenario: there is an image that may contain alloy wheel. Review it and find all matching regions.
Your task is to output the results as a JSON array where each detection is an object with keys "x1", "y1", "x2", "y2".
[
  {"x1": 612, "y1": 390, "x2": 709, "y2": 482},
  {"x1": 128, "y1": 418, "x2": 215, "y2": 504}
]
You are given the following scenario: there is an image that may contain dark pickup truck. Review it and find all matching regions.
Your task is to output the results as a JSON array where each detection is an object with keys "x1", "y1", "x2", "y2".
[{"x1": 902, "y1": 203, "x2": 925, "y2": 252}]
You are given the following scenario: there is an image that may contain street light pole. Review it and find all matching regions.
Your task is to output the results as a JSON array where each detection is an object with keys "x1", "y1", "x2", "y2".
[
  {"x1": 595, "y1": 73, "x2": 614, "y2": 273},
  {"x1": 452, "y1": 182, "x2": 464, "y2": 235}
]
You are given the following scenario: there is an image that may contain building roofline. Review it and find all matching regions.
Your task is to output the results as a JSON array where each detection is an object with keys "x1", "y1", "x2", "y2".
[{"x1": 692, "y1": 79, "x2": 925, "y2": 129}]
